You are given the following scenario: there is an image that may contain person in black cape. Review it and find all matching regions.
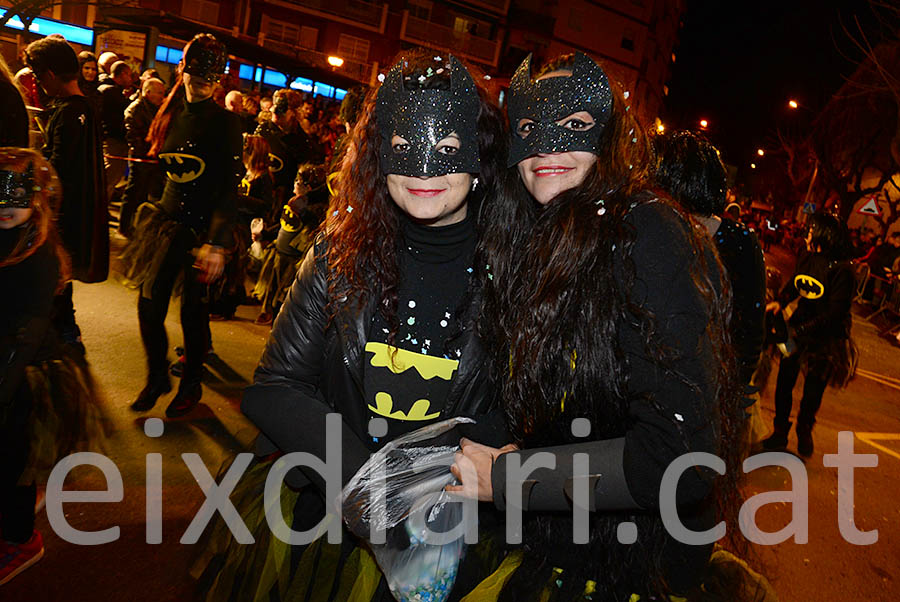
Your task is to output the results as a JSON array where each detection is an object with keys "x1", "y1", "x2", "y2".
[{"x1": 25, "y1": 34, "x2": 108, "y2": 355}]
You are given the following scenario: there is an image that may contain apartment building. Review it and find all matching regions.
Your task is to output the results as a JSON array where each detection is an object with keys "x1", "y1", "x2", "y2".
[{"x1": 2, "y1": 0, "x2": 683, "y2": 121}]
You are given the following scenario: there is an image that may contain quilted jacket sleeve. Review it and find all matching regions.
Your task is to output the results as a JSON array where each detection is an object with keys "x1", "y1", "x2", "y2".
[{"x1": 242, "y1": 242, "x2": 372, "y2": 494}]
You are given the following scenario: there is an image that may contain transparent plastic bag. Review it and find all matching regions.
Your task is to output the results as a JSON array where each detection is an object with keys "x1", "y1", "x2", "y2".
[
  {"x1": 341, "y1": 417, "x2": 474, "y2": 602},
  {"x1": 249, "y1": 218, "x2": 265, "y2": 260}
]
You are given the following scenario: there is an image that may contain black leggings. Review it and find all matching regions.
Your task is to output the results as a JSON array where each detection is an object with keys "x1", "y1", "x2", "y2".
[
  {"x1": 0, "y1": 382, "x2": 36, "y2": 544},
  {"x1": 773, "y1": 351, "x2": 829, "y2": 429},
  {"x1": 138, "y1": 225, "x2": 209, "y2": 383}
]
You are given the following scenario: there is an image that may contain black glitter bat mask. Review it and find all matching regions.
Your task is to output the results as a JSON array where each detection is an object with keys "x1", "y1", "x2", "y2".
[
  {"x1": 507, "y1": 52, "x2": 613, "y2": 167},
  {"x1": 0, "y1": 164, "x2": 37, "y2": 209},
  {"x1": 375, "y1": 55, "x2": 480, "y2": 177},
  {"x1": 183, "y1": 35, "x2": 227, "y2": 83}
]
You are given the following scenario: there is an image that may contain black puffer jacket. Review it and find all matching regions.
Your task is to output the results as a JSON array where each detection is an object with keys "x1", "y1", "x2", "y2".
[
  {"x1": 242, "y1": 236, "x2": 504, "y2": 494},
  {"x1": 123, "y1": 95, "x2": 157, "y2": 159}
]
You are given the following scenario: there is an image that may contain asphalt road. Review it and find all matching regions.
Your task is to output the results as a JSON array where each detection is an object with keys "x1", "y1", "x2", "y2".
[{"x1": 3, "y1": 240, "x2": 900, "y2": 602}]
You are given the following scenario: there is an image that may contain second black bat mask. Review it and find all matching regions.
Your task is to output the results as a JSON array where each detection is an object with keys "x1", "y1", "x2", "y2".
[{"x1": 507, "y1": 52, "x2": 613, "y2": 167}]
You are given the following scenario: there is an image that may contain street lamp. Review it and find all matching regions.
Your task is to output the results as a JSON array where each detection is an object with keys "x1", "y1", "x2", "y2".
[
  {"x1": 750, "y1": 163, "x2": 757, "y2": 169},
  {"x1": 327, "y1": 55, "x2": 344, "y2": 67},
  {"x1": 757, "y1": 148, "x2": 765, "y2": 156},
  {"x1": 699, "y1": 119, "x2": 709, "y2": 129},
  {"x1": 656, "y1": 122, "x2": 665, "y2": 133},
  {"x1": 788, "y1": 99, "x2": 799, "y2": 109}
]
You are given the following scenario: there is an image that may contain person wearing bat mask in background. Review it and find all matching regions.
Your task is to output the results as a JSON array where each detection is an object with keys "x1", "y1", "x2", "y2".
[
  {"x1": 763, "y1": 212, "x2": 857, "y2": 456},
  {"x1": 253, "y1": 88, "x2": 313, "y2": 207},
  {"x1": 120, "y1": 33, "x2": 242, "y2": 418}
]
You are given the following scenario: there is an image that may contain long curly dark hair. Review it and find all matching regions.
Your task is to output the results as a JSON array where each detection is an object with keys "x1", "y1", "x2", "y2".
[
  {"x1": 323, "y1": 48, "x2": 506, "y2": 329},
  {"x1": 477, "y1": 55, "x2": 746, "y2": 600}
]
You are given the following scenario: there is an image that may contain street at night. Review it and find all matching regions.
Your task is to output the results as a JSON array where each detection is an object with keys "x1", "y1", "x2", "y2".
[
  {"x1": 2, "y1": 0, "x2": 900, "y2": 599},
  {"x1": 0, "y1": 240, "x2": 897, "y2": 601}
]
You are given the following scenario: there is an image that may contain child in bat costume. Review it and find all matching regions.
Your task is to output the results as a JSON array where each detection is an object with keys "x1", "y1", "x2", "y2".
[
  {"x1": 0, "y1": 149, "x2": 106, "y2": 586},
  {"x1": 762, "y1": 212, "x2": 857, "y2": 457},
  {"x1": 120, "y1": 34, "x2": 243, "y2": 418}
]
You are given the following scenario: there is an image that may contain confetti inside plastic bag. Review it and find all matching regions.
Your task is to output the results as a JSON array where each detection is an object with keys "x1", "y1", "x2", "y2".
[{"x1": 341, "y1": 418, "x2": 474, "y2": 602}]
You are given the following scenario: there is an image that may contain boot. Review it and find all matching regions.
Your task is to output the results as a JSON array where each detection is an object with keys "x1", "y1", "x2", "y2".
[
  {"x1": 796, "y1": 422, "x2": 814, "y2": 457},
  {"x1": 165, "y1": 379, "x2": 202, "y2": 418},
  {"x1": 761, "y1": 422, "x2": 791, "y2": 451},
  {"x1": 130, "y1": 373, "x2": 172, "y2": 412}
]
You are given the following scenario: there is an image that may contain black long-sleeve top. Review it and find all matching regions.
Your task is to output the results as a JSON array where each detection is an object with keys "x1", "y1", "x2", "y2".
[
  {"x1": 0, "y1": 234, "x2": 59, "y2": 421},
  {"x1": 157, "y1": 98, "x2": 243, "y2": 248},
  {"x1": 364, "y1": 214, "x2": 476, "y2": 441},
  {"x1": 778, "y1": 249, "x2": 854, "y2": 342}
]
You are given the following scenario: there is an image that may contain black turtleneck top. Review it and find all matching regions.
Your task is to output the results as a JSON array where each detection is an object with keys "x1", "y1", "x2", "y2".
[
  {"x1": 364, "y1": 212, "x2": 477, "y2": 441},
  {"x1": 157, "y1": 97, "x2": 243, "y2": 247}
]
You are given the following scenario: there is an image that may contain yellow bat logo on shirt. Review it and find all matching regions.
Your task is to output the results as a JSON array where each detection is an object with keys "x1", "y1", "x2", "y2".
[
  {"x1": 159, "y1": 153, "x2": 206, "y2": 183},
  {"x1": 268, "y1": 153, "x2": 284, "y2": 173},
  {"x1": 794, "y1": 274, "x2": 824, "y2": 299},
  {"x1": 364, "y1": 342, "x2": 458, "y2": 421}
]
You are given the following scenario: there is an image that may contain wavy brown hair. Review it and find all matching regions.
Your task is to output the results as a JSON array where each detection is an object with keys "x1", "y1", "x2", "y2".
[
  {"x1": 242, "y1": 134, "x2": 270, "y2": 180},
  {"x1": 323, "y1": 48, "x2": 506, "y2": 329},
  {"x1": 478, "y1": 55, "x2": 746, "y2": 600},
  {"x1": 0, "y1": 148, "x2": 71, "y2": 290}
]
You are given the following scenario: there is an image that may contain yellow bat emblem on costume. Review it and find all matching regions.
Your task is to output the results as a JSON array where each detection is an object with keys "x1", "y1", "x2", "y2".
[
  {"x1": 364, "y1": 342, "x2": 459, "y2": 421},
  {"x1": 369, "y1": 393, "x2": 441, "y2": 421},
  {"x1": 268, "y1": 153, "x2": 284, "y2": 173},
  {"x1": 159, "y1": 153, "x2": 206, "y2": 183},
  {"x1": 365, "y1": 342, "x2": 458, "y2": 380},
  {"x1": 794, "y1": 274, "x2": 824, "y2": 299}
]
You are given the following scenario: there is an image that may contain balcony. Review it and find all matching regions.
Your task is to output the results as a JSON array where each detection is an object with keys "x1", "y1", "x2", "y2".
[
  {"x1": 261, "y1": 37, "x2": 377, "y2": 84},
  {"x1": 263, "y1": 0, "x2": 388, "y2": 34},
  {"x1": 399, "y1": 10, "x2": 503, "y2": 67}
]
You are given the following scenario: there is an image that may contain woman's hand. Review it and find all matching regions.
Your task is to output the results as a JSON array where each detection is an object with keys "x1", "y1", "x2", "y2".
[
  {"x1": 766, "y1": 301, "x2": 781, "y2": 314},
  {"x1": 446, "y1": 438, "x2": 518, "y2": 502},
  {"x1": 195, "y1": 244, "x2": 225, "y2": 282}
]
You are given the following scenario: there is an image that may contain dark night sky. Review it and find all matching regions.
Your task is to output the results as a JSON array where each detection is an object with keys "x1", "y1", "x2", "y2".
[{"x1": 663, "y1": 0, "x2": 886, "y2": 170}]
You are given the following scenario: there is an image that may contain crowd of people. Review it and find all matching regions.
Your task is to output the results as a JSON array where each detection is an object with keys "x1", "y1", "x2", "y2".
[{"x1": 0, "y1": 30, "x2": 868, "y2": 602}]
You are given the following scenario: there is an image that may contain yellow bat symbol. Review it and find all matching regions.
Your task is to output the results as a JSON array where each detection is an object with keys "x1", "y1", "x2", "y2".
[
  {"x1": 268, "y1": 153, "x2": 284, "y2": 173},
  {"x1": 794, "y1": 274, "x2": 824, "y2": 299},
  {"x1": 159, "y1": 153, "x2": 206, "y2": 183}
]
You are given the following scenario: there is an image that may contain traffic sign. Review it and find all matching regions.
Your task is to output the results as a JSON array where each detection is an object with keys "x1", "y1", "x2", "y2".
[
  {"x1": 802, "y1": 202, "x2": 817, "y2": 214},
  {"x1": 858, "y1": 196, "x2": 882, "y2": 216}
]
